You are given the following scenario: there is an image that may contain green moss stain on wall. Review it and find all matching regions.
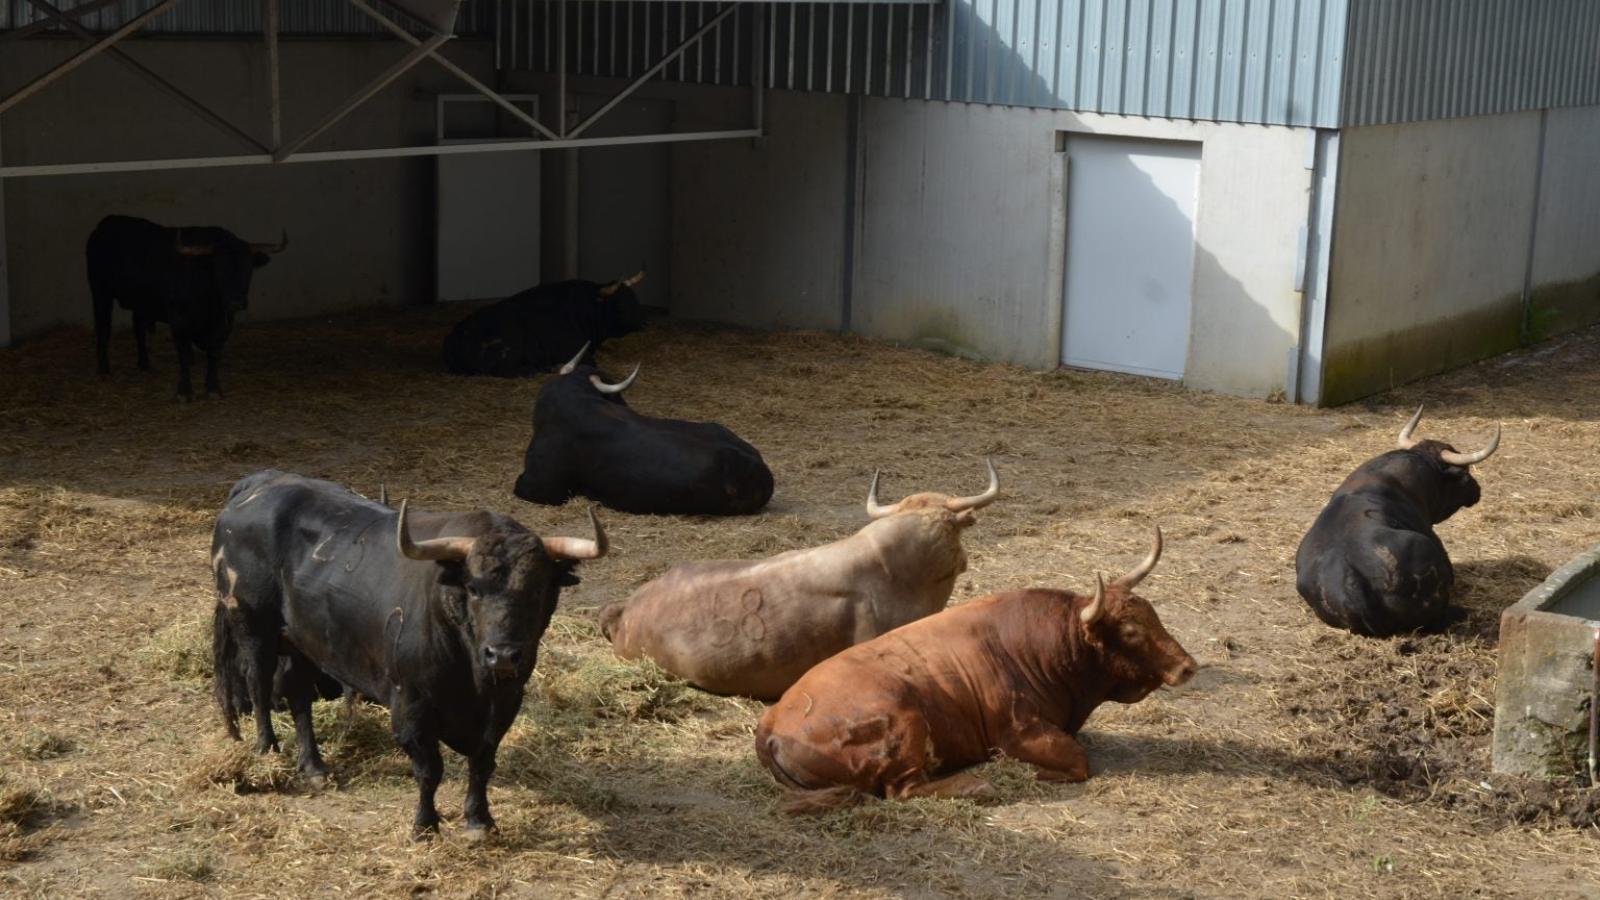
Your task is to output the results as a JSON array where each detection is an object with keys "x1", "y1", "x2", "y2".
[
  {"x1": 1322, "y1": 270, "x2": 1600, "y2": 407},
  {"x1": 1321, "y1": 295, "x2": 1524, "y2": 407},
  {"x1": 1527, "y1": 271, "x2": 1600, "y2": 341}
]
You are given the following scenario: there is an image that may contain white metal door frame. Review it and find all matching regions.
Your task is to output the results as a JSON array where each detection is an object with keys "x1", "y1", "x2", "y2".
[{"x1": 1059, "y1": 133, "x2": 1202, "y2": 381}]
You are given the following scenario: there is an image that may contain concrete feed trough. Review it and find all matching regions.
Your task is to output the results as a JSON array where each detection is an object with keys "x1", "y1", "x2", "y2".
[{"x1": 1493, "y1": 544, "x2": 1600, "y2": 780}]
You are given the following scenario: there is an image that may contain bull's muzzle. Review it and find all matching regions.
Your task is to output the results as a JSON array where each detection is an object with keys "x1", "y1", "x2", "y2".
[{"x1": 1163, "y1": 657, "x2": 1199, "y2": 687}]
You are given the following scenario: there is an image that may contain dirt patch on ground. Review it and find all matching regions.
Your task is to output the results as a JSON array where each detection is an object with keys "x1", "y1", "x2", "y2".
[{"x1": 3, "y1": 306, "x2": 1600, "y2": 897}]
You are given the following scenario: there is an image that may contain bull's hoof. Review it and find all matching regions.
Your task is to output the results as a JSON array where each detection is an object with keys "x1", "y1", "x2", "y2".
[
  {"x1": 411, "y1": 822, "x2": 440, "y2": 842},
  {"x1": 207, "y1": 391, "x2": 223, "y2": 401},
  {"x1": 175, "y1": 393, "x2": 193, "y2": 404},
  {"x1": 462, "y1": 823, "x2": 495, "y2": 845}
]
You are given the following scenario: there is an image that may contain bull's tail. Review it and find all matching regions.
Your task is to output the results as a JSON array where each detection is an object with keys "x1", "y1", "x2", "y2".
[
  {"x1": 212, "y1": 603, "x2": 250, "y2": 740},
  {"x1": 756, "y1": 732, "x2": 873, "y2": 816},
  {"x1": 598, "y1": 601, "x2": 626, "y2": 642}
]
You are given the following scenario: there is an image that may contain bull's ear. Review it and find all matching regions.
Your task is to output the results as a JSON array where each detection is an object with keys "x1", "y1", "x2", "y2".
[
  {"x1": 252, "y1": 253, "x2": 272, "y2": 268},
  {"x1": 434, "y1": 586, "x2": 469, "y2": 627}
]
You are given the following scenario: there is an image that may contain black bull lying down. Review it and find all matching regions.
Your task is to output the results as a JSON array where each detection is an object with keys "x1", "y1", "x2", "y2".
[
  {"x1": 88, "y1": 214, "x2": 287, "y2": 400},
  {"x1": 513, "y1": 343, "x2": 775, "y2": 516},
  {"x1": 442, "y1": 272, "x2": 646, "y2": 377},
  {"x1": 1296, "y1": 406, "x2": 1502, "y2": 637},
  {"x1": 211, "y1": 470, "x2": 607, "y2": 838}
]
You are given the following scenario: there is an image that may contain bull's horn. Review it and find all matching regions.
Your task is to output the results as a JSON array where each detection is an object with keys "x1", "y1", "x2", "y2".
[
  {"x1": 1396, "y1": 404, "x2": 1425, "y2": 450},
  {"x1": 865, "y1": 469, "x2": 903, "y2": 519},
  {"x1": 172, "y1": 230, "x2": 213, "y2": 257},
  {"x1": 621, "y1": 268, "x2": 645, "y2": 288},
  {"x1": 558, "y1": 341, "x2": 592, "y2": 375},
  {"x1": 945, "y1": 458, "x2": 1000, "y2": 512},
  {"x1": 590, "y1": 364, "x2": 639, "y2": 394},
  {"x1": 1114, "y1": 526, "x2": 1163, "y2": 589},
  {"x1": 378, "y1": 483, "x2": 389, "y2": 506},
  {"x1": 541, "y1": 507, "x2": 609, "y2": 561},
  {"x1": 1439, "y1": 423, "x2": 1502, "y2": 467},
  {"x1": 396, "y1": 499, "x2": 475, "y2": 562},
  {"x1": 1080, "y1": 573, "x2": 1106, "y2": 627},
  {"x1": 250, "y1": 230, "x2": 289, "y2": 254},
  {"x1": 597, "y1": 281, "x2": 621, "y2": 299}
]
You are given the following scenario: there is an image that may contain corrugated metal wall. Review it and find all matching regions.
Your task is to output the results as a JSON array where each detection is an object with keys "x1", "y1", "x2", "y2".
[
  {"x1": 496, "y1": 0, "x2": 1351, "y2": 128},
  {"x1": 0, "y1": 0, "x2": 491, "y2": 35},
  {"x1": 1341, "y1": 0, "x2": 1600, "y2": 127}
]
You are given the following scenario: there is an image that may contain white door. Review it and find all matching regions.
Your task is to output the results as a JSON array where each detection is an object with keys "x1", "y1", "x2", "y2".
[
  {"x1": 435, "y1": 95, "x2": 541, "y2": 302},
  {"x1": 1060, "y1": 135, "x2": 1201, "y2": 380}
]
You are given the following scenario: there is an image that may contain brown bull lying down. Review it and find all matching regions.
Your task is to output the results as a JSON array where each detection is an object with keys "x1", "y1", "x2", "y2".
[
  {"x1": 755, "y1": 527, "x2": 1197, "y2": 812},
  {"x1": 599, "y1": 461, "x2": 1001, "y2": 701}
]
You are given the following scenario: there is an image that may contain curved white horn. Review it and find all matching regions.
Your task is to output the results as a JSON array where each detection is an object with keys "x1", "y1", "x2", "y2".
[
  {"x1": 1080, "y1": 573, "x2": 1106, "y2": 627},
  {"x1": 865, "y1": 469, "x2": 903, "y2": 519},
  {"x1": 1439, "y1": 423, "x2": 1502, "y2": 467},
  {"x1": 1397, "y1": 404, "x2": 1424, "y2": 450},
  {"x1": 558, "y1": 341, "x2": 592, "y2": 375},
  {"x1": 541, "y1": 507, "x2": 609, "y2": 561},
  {"x1": 945, "y1": 458, "x2": 1000, "y2": 512},
  {"x1": 396, "y1": 500, "x2": 475, "y2": 562},
  {"x1": 621, "y1": 268, "x2": 645, "y2": 288},
  {"x1": 589, "y1": 363, "x2": 640, "y2": 395},
  {"x1": 1114, "y1": 526, "x2": 1163, "y2": 589}
]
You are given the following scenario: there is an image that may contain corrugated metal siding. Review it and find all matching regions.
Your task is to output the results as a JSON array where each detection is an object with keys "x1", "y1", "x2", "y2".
[
  {"x1": 0, "y1": 0, "x2": 491, "y2": 35},
  {"x1": 497, "y1": 0, "x2": 1350, "y2": 128},
  {"x1": 1342, "y1": 0, "x2": 1600, "y2": 127}
]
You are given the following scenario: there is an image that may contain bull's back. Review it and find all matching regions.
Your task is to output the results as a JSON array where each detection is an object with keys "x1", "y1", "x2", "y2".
[
  {"x1": 576, "y1": 416, "x2": 774, "y2": 515},
  {"x1": 607, "y1": 557, "x2": 863, "y2": 700},
  {"x1": 87, "y1": 216, "x2": 168, "y2": 301},
  {"x1": 1295, "y1": 492, "x2": 1451, "y2": 635}
]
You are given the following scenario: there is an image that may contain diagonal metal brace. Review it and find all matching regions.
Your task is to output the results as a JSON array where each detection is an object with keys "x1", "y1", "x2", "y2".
[
  {"x1": 567, "y1": 2, "x2": 738, "y2": 139},
  {"x1": 0, "y1": 0, "x2": 123, "y2": 43},
  {"x1": 347, "y1": 0, "x2": 559, "y2": 142},
  {"x1": 274, "y1": 32, "x2": 453, "y2": 162},
  {"x1": 0, "y1": 0, "x2": 180, "y2": 117},
  {"x1": 22, "y1": 0, "x2": 269, "y2": 152}
]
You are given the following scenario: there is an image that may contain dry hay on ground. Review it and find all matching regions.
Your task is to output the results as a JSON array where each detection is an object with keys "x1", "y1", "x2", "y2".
[{"x1": 2, "y1": 305, "x2": 1600, "y2": 898}]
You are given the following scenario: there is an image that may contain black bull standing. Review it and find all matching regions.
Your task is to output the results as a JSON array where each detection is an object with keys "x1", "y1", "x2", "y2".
[
  {"x1": 211, "y1": 470, "x2": 607, "y2": 838},
  {"x1": 513, "y1": 344, "x2": 775, "y2": 515},
  {"x1": 1295, "y1": 406, "x2": 1502, "y2": 637},
  {"x1": 88, "y1": 214, "x2": 287, "y2": 400}
]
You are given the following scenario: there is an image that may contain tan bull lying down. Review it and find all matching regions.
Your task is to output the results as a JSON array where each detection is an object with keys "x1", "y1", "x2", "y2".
[
  {"x1": 755, "y1": 527, "x2": 1198, "y2": 812},
  {"x1": 598, "y1": 461, "x2": 1001, "y2": 701}
]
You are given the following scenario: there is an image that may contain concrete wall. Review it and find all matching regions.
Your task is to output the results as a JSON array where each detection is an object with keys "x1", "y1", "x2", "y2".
[
  {"x1": 851, "y1": 101, "x2": 1312, "y2": 394},
  {"x1": 669, "y1": 90, "x2": 848, "y2": 332},
  {"x1": 0, "y1": 37, "x2": 498, "y2": 342},
  {"x1": 1527, "y1": 105, "x2": 1600, "y2": 340},
  {"x1": 666, "y1": 90, "x2": 1313, "y2": 397},
  {"x1": 1321, "y1": 104, "x2": 1600, "y2": 405}
]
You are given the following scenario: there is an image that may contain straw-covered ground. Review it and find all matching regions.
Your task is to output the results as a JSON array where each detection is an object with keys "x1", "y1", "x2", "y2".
[{"x1": 2, "y1": 304, "x2": 1599, "y2": 899}]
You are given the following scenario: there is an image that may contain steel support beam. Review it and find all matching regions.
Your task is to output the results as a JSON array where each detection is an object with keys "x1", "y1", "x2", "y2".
[
  {"x1": 348, "y1": 0, "x2": 558, "y2": 141},
  {"x1": 556, "y1": 0, "x2": 567, "y2": 136},
  {"x1": 0, "y1": 0, "x2": 180, "y2": 116},
  {"x1": 0, "y1": 129, "x2": 764, "y2": 179},
  {"x1": 266, "y1": 0, "x2": 281, "y2": 150},
  {"x1": 0, "y1": 118, "x2": 9, "y2": 348},
  {"x1": 274, "y1": 32, "x2": 452, "y2": 161},
  {"x1": 20, "y1": 0, "x2": 268, "y2": 153},
  {"x1": 568, "y1": 2, "x2": 739, "y2": 140},
  {"x1": 0, "y1": 0, "x2": 123, "y2": 43},
  {"x1": 751, "y1": 6, "x2": 765, "y2": 145}
]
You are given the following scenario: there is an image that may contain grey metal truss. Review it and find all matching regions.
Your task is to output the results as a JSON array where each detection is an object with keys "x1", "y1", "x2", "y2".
[{"x1": 0, "y1": 0, "x2": 765, "y2": 179}]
